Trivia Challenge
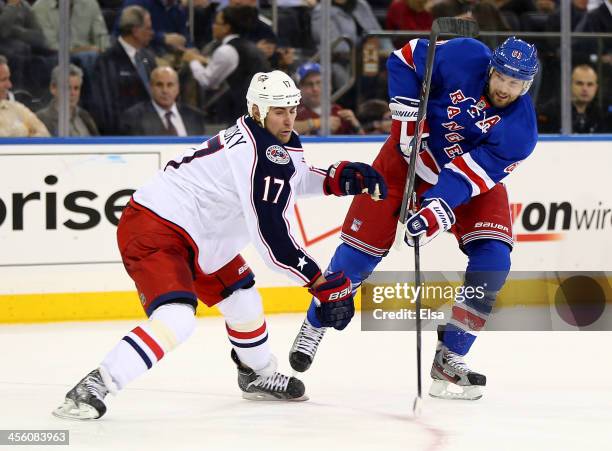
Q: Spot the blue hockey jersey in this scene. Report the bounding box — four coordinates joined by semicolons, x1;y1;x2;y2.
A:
387;38;538;208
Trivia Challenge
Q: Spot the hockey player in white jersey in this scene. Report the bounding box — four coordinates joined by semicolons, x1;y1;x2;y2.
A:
53;70;387;420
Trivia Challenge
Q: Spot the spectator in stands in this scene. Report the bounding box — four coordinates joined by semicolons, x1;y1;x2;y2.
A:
276;0;317;50
0;0;47;60
385;0;433;48
36;64;99;136
192;0;218;49
576;0;612;61
545;0;588;30
430;0;471;21
538;64;611;133
535;0;556;13
0;55;50;137
182;5;270;122
431;0;509;46
229;0;278;46
113;0;189;55
32;0;110;56
385;0;433;33
33;0;111;97
270;44;297;74
0;0;52;96
357;98;391;134
578;0;611;32
491;0;536;30
121;66;205;135
91;5;157;134
294;62;364;135
311;0;384;87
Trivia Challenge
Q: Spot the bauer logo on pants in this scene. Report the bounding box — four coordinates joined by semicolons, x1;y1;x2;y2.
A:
266;146;290;165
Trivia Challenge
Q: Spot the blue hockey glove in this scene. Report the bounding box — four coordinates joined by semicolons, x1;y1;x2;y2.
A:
405;198;455;247
309;271;354;330
324;161;388;201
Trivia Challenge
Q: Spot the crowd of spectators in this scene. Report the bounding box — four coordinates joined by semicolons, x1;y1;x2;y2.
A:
0;0;609;137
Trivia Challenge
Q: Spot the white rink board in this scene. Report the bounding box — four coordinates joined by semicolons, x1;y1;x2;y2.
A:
0;139;611;295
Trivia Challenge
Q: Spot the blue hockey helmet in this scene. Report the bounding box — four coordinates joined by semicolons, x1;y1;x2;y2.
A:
489;37;539;95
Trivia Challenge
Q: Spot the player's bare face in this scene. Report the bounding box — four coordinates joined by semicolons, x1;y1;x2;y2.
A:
487;70;524;108
265;106;297;143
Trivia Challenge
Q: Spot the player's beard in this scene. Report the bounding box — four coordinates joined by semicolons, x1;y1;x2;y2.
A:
487;87;517;108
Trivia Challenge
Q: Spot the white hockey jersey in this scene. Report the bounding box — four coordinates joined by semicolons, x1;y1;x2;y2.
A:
133;115;327;286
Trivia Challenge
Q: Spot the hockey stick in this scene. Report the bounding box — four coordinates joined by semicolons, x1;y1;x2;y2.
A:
388;18;479;415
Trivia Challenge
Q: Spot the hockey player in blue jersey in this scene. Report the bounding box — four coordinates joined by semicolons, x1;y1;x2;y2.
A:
289;36;539;400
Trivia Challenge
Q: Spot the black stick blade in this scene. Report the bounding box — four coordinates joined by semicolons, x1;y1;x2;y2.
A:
432;17;480;37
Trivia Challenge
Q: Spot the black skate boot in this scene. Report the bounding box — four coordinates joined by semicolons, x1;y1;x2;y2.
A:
429;325;486;400
231;350;308;401
289;318;326;372
52;368;114;420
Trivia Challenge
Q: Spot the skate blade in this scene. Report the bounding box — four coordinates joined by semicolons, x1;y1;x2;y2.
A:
52;399;101;420
428;379;483;401
242;392;309;402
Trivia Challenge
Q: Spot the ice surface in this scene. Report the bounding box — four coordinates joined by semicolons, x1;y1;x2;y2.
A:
1;314;610;451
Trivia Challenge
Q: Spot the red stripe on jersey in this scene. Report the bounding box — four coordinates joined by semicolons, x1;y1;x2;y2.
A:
226;321;267;339
451;306;486;331
419;148;439;175
451;156;489;194
400;42;416;70
133;326;165;360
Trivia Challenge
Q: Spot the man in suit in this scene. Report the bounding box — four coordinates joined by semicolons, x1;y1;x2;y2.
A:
90;5;156;135
182;6;270;123
121;66;205;136
36;64;99;136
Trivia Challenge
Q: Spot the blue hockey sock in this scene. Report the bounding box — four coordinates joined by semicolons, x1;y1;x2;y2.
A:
307;243;382;328
443;239;511;355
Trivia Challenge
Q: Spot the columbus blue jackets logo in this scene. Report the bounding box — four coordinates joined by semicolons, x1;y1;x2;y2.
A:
266;145;290;165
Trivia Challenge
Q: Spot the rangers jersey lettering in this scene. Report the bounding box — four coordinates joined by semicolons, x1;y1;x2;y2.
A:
387;38;537;208
133;116;326;286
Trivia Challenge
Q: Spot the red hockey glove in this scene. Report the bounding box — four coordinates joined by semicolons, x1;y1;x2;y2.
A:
308;271;354;330
324;161;387;201
405;198;455;247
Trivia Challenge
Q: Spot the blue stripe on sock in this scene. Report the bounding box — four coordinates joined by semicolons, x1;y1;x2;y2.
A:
228;334;268;348
123;336;152;369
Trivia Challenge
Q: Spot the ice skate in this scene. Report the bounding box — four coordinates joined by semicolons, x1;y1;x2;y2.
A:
429;326;486;401
289;318;326;372
231;350;308;401
52;367;115;420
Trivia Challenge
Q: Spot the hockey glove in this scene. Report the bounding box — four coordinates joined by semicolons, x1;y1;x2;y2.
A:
389;96;429;160
309;271;354;330
324;161;388;201
404;198;455;247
